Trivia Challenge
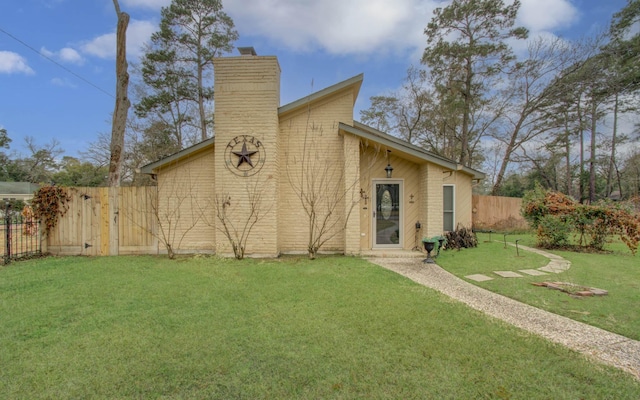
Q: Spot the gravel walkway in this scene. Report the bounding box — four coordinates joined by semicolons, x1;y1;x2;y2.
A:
366;257;640;380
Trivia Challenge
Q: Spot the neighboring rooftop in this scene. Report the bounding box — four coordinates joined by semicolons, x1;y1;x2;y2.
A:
0;182;40;196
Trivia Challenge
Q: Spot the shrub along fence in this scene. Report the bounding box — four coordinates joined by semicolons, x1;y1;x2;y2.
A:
472;195;528;232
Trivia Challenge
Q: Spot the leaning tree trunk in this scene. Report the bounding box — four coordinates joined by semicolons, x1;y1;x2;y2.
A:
109;0;130;187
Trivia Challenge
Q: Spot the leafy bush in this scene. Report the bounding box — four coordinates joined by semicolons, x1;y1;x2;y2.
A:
30;185;70;236
521;185;640;254
536;214;571;248
522;183;575;229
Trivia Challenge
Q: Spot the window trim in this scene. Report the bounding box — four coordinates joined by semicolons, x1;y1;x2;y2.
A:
443;184;455;232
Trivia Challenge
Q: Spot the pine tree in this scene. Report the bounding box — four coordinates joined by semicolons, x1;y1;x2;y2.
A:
135;0;238;144
422;0;528;166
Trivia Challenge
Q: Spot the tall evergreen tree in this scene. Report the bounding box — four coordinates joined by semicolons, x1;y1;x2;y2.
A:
603;0;640;198
135;0;238;143
422;0;528;166
607;0;640;94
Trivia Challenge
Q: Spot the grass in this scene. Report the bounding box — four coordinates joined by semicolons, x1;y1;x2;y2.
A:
0;255;639;398
437;232;640;341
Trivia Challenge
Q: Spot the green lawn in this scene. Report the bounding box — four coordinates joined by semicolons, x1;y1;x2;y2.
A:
1;255;639;399
437;233;640;341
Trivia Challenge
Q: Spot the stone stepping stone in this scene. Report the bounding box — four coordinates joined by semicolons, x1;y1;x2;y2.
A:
494;271;523;278
519;269;548;276
547;260;571;270
539;265;567;273
465;274;494;282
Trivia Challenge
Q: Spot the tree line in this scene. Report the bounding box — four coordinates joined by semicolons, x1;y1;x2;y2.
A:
2;0;638;203
361;0;639;202
1;0;236;187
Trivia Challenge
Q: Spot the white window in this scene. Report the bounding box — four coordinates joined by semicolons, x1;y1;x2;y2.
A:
443;185;455;232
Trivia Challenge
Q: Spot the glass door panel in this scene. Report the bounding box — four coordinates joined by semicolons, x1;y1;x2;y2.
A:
374;182;401;247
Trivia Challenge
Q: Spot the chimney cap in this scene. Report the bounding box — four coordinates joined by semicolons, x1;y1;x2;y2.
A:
238;47;257;56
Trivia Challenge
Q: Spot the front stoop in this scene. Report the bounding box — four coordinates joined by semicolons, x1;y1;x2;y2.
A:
361;250;425;258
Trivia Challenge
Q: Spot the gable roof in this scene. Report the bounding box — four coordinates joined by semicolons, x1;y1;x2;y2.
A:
340;122;485;180
140;73;485;181
139;137;215;174
140;75;364;174
278;74;363;117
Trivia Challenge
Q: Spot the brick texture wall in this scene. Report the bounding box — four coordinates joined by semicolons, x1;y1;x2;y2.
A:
278;92;354;254
419;163;445;238
156;148;216;253
444;171;473;229
213;55;281;257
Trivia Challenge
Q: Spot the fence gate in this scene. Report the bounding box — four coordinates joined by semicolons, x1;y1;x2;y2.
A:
80;189;103;256
45;187;158;256
1;202;41;265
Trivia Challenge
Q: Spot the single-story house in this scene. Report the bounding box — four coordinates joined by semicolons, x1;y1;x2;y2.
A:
141;48;484;258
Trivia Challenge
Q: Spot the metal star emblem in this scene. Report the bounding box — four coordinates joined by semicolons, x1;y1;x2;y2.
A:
232;142;258;168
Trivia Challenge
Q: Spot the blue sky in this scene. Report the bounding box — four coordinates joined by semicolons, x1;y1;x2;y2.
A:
0;0;629;159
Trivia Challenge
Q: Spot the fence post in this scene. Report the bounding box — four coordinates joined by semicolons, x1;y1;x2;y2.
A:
109;187;119;255
40;217;47;254
4;201;11;265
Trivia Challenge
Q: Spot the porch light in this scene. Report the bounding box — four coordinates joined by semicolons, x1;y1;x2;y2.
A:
385;150;393;178
385;163;393;178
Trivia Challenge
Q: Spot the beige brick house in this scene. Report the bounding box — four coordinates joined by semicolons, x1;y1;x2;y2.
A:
141;48;484;257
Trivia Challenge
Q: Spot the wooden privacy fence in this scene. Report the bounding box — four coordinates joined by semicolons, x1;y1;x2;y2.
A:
472;195;529;231
45;190;528;255
46;187;158;256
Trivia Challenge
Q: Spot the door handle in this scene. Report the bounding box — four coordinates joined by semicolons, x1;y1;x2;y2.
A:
373;211;376;218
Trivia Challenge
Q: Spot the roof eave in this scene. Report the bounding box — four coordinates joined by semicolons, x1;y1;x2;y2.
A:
342;122;485;179
140;137;215;174
278;73;364;117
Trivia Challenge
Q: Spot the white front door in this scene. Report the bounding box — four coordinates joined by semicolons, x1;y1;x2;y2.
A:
373;181;403;248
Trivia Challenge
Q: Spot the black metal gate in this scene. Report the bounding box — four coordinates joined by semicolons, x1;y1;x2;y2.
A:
2;202;41;265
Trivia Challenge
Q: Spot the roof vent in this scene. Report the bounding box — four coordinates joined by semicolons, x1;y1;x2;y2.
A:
238;47;257;56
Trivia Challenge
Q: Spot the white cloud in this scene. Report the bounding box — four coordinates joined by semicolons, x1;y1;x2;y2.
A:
0;51;35;75
225;0;580;61
518;0;578;32
226;0;435;57
40;47;54;58
121;0;169;10
40;46;85;65
80;19;157;59
59;47;84;64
